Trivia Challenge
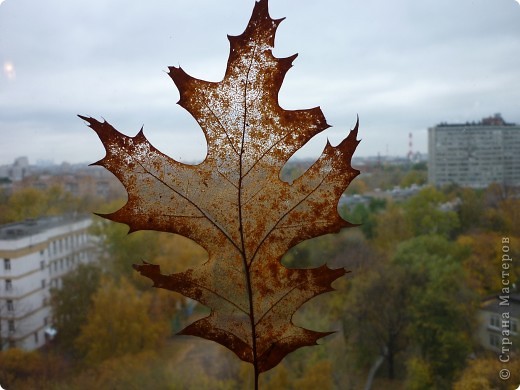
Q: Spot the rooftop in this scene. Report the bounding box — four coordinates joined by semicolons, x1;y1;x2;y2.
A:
0;214;91;240
481;293;520;319
435;113;517;128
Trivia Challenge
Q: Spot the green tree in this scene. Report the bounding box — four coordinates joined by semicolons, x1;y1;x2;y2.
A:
403;187;459;237
345;177;369;194
92;218;160;279
0;185;97;224
342;198;386;239
75;277;169;365
372;202;413;254
92;216;207;284
393;236;477;388
400;170;426;188
344;236;477;388
342;263;409;382
51;263;102;355
405;357;434;390
5;187;47;221
453;187;484;234
44;185;82;215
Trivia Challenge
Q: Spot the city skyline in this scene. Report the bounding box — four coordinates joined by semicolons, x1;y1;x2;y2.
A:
1;0;520;165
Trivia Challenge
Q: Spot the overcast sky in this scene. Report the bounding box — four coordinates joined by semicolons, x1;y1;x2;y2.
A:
1;0;519;166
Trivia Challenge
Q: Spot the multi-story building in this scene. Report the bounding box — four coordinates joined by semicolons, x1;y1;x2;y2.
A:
0;215;96;351
428;114;520;188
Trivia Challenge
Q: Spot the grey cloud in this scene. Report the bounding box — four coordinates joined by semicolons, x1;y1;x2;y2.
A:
1;0;519;165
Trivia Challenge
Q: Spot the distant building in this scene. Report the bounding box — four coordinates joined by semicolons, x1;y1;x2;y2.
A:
17;169;123;200
0;215;96;351
428;114;520;188
1;157;125;200
0;156;30;183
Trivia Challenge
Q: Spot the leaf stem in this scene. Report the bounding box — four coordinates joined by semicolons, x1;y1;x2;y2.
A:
238;44;260;390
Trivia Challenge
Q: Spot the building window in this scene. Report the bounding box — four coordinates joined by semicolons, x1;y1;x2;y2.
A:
490;333;500;348
6;300;14;312
34;331;39;344
490;315;500;328
40;260;45;270
8;320;15;333
5;279;12;291
41;279;46;289
3;258;11;270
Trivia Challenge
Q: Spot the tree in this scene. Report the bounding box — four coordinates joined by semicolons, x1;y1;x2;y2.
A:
75;277;169;364
453;356;520;390
90;218;160;279
399;169;426;188
0;349;66;390
403;186;459;237
92;216;207;284
345;177;369;194
262;363;291;389
293;359;334;390
50;263;102;355
453;187;484;234
4;187;47;222
343;235;477;388
0;188;10;224
494;198;520;237
372;202;413;254
457;232;519;296
329;229;379;272
342;263;410;383
393;235;477;388
342;198;385;239
0;185;95;224
405;357;434;390
63;350;175;390
43;185;82;216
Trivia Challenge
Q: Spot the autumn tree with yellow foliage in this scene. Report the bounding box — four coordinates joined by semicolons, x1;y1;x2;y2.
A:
75;277;169;364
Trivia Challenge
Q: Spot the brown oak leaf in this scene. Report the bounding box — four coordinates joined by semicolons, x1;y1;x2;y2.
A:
80;0;359;383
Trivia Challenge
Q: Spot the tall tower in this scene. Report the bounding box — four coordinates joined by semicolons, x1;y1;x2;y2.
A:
407;132;413;161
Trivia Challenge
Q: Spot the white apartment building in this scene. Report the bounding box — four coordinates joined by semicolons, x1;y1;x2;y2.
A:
478;294;519;353
428;114;520;188
0;215;96;351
